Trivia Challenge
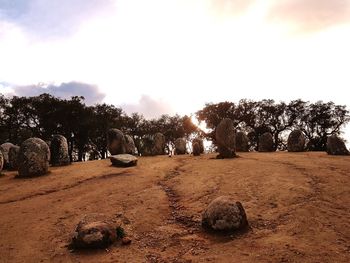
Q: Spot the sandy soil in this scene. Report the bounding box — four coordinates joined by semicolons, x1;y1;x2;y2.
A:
0;152;349;263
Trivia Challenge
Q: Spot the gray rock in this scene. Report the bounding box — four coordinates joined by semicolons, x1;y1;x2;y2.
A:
235;132;249;152
110;154;138;167
0;151;3;173
70;213;117;249
0;142;14;168
258;132;274;152
8;145;20;170
50;135;70;166
17;138;50;178
192;138;204;154
124;135;136;155
216;118;236;158
175;138;186;155
202;196;248;231
287;130;306;152
107;129;126;155
192;142;201;156
152;132;166;155
326;135;349;155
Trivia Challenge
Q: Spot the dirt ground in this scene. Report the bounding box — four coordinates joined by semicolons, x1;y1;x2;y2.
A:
0;152;349;263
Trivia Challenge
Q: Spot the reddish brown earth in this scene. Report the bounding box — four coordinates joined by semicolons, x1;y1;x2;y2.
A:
0;152;349;263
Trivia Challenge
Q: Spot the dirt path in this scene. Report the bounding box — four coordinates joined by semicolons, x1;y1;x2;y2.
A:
0;152;349;262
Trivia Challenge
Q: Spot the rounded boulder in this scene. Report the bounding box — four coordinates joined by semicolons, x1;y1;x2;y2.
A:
287;130;306;152
8;145;20;170
202;196;248;231
326;135;349;155
107;129;126;155
258;132;274;152
175;138;187;155
17;138;50;178
50;135;70;166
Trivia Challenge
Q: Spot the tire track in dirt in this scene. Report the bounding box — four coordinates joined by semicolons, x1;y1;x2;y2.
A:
0;171;130;205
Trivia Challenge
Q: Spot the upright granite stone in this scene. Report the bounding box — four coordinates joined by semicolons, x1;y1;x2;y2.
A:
235;132;249;152
287;130;306;152
326;135;349;155
258;132;274;152
192;138;204;154
216;118;236;158
152;132;166;155
0;142;14;168
107;129;126;155
18;138;50;178
50;135;70;166
0;151;3;173
8;145;20;170
192;142;201;156
202;196;248;232
124;135;136;155
175;138;187;155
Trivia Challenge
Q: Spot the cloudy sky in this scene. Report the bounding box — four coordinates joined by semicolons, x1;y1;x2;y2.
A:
0;0;350;140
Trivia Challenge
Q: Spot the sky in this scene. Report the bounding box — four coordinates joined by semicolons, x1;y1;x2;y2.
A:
0;0;350;142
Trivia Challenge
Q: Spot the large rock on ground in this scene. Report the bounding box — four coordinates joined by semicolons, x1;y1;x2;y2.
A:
124;135;136;155
175;138;187;155
192;138;204;154
216;118;236;158
202;196;248;231
0;142;14;168
8;145;20;170
70;213;117;249
0;151;3;173
192;142;201;156
50;135;70;166
152;133;166;155
110;154;138;167
17;138;50;178
107;129;126;155
258;132;274;152
287;130;306;152
235;132;249;152
326;135;349;155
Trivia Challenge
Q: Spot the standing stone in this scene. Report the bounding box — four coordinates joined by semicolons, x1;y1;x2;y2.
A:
0;142;14;168
175;138;187;155
0;151;3;173
152;133;166;155
235;132;249;152
192;142;201;156
202;196;248;232
192;138;204;154
8;145;20;170
216;118;236;158
287;130;306;152
50;135;70;166
258;132;274;152
124;135;136;155
18;138;50;178
326;135;349;155
107;129;126;155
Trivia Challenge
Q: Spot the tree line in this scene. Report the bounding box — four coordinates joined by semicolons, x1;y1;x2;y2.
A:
196;99;349;151
0;94;349;160
0;93;199;161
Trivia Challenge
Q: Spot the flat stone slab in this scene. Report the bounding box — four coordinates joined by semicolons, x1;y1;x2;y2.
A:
110;154;138;167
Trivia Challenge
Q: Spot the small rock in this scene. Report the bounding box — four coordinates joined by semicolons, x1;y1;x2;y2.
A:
110;154;138;167
121;237;132;245
70;213;117;249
